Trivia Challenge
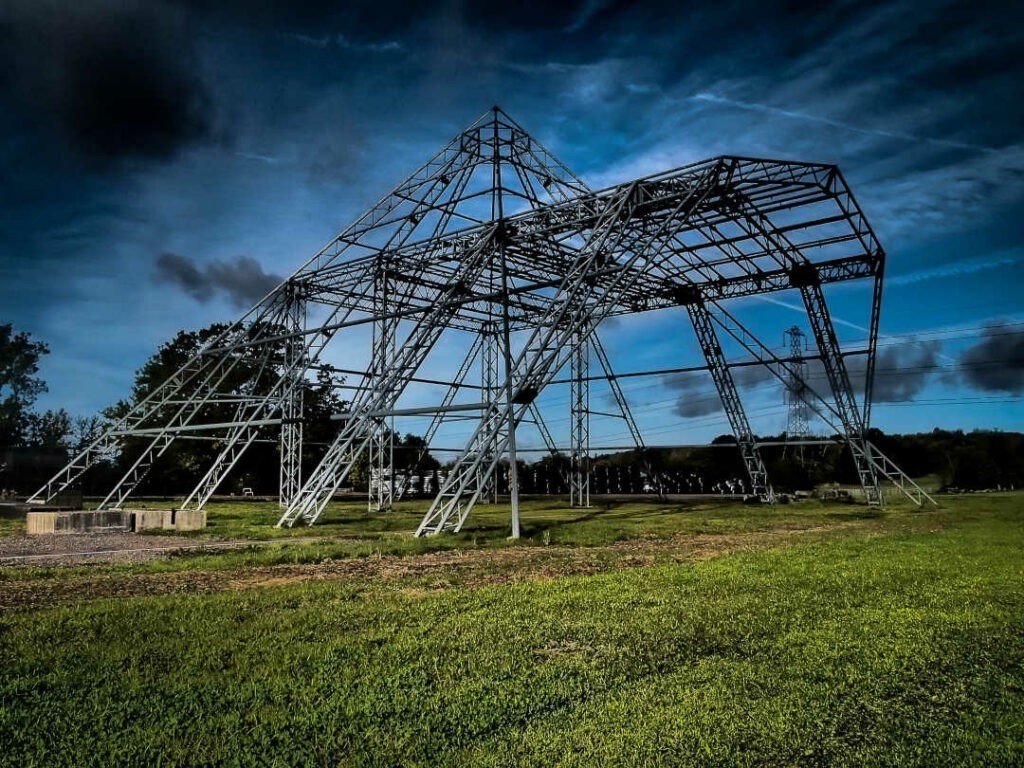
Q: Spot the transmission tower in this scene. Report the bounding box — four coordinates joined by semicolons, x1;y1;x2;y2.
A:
27;107;936;535
783;326;811;440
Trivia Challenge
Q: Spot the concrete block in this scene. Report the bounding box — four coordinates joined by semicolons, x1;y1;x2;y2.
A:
127;508;170;532
26;511;59;534
26;509;129;534
173;508;206;531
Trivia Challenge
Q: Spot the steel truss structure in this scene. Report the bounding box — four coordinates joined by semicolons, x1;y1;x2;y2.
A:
28;107;936;535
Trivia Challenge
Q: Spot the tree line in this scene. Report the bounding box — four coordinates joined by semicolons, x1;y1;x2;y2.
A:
1;322;1020;497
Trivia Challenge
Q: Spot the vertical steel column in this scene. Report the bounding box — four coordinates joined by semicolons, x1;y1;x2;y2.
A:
279;284;306;508
686;297;773;502
479;324;500;503
793;269;882;505
569;329;591;508
492;109;521;538
368;266;397;513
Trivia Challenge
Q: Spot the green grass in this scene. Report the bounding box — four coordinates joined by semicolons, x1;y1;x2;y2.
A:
0;516;23;538
1;495;1022;766
124;494;864;542
12;494;897;543
1;495;896;582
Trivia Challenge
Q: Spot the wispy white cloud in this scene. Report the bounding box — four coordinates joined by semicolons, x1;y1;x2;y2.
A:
754;295;870;335
287;33;402;53
234;151;279;165
564;0;613;33
689;92;997;154
887;249;1023;287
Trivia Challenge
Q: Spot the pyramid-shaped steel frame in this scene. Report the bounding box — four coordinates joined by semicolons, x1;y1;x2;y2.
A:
28;107;935;535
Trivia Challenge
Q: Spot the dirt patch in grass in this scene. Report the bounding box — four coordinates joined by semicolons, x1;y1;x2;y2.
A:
0;532;214;562
0;521;877;610
0;532;335;566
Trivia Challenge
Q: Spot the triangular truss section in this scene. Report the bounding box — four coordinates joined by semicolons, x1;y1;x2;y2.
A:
30;108;935;533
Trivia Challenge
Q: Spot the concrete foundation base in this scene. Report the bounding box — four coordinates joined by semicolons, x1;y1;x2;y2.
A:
169;508;206;531
26;508;207;535
27;509;129;534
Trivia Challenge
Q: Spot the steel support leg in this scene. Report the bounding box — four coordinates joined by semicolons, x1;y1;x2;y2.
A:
569;330;590;508
797;278;882;505
687;301;773;502
279;287;305;508
479;325;500;504
368;269;397;513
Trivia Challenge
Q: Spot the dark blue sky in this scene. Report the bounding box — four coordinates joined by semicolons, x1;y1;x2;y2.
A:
1;0;1022;447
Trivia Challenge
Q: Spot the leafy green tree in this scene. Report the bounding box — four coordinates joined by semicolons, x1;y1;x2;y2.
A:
0;324;49;447
27;408;72;448
105;323;348;496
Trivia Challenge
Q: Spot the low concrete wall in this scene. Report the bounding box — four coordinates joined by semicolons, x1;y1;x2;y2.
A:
172;508;206;531
26;510;129;534
25;511;58;534
27;507;207;535
126;508;170;532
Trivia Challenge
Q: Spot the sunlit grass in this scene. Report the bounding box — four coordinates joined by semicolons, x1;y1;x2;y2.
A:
0;494;1021;766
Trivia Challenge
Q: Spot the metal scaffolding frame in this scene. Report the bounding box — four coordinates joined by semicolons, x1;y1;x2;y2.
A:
686;298;773;501
569;328;590;508
28;107;934;535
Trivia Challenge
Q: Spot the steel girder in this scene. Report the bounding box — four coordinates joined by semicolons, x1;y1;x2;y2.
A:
784;326;811;457
278;288;306;509
569;328;591;508
277;228;505;528
721;189;882;504
416;163;730;535
686;300;773;502
479;325;501;504
368;267;398;513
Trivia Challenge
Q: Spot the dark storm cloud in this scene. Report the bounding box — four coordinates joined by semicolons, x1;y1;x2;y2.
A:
3;0;1023;429
958;325;1024;394
666;337;944;422
155;253;282;309
0;0;212;165
866;341;943;402
666;364;777;419
666;372;721;419
792;341;942;406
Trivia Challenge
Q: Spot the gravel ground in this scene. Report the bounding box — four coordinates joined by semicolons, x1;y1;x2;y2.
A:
0;533;253;566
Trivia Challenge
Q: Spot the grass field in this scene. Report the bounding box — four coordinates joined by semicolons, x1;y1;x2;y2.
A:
1;494;1022;766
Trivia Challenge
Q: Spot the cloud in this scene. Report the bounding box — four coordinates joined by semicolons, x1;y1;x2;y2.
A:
665;364;776;419
154;253;282;309
869;341;942;402
887;250;1024;288
286;33;403;53
667;373;722;419
785;340;942;407
564;0;613;34
1;0;214;165
958;324;1024;394
861;144;1024;238
664;338;943;424
576;0;1024;240
689;92;997;154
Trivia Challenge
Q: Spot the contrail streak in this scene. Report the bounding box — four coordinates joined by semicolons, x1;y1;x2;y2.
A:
692;92;996;154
